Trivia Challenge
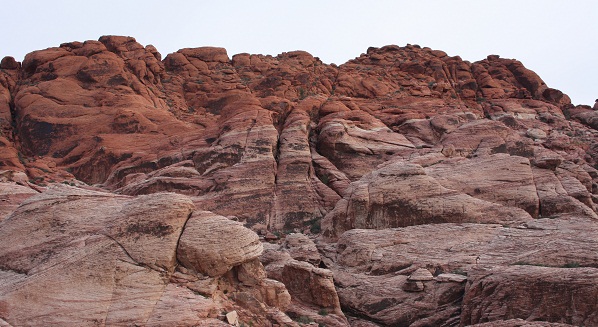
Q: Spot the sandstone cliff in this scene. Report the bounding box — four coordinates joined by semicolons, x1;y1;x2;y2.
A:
1;36;597;326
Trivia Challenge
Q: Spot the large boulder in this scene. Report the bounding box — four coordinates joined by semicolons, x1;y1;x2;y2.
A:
177;210;263;277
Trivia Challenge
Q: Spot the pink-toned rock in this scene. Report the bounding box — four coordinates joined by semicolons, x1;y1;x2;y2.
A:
0;185;301;326
4;36;598;326
532;167;597;218
263;247;342;313
425;154;539;217
435;273;467;283
323;214;598;326
0;186;194;326
177;211;263;276
322;161;532;240
269;101;340;231
145;283;220;326
283;233;321;265
462;266;598;326
407;268;434;281
440;119;520;157
261;243;348;326
469;319;575;327
281;261;340;311
317;109;414;180
334;216;598;275
333;268;463;326
0;182;37;221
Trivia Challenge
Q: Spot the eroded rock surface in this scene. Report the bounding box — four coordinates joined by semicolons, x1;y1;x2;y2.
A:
1;37;598;326
177;211;263;276
0;186;194;325
0;186;298;326
321;161;532;240
462;266;598;326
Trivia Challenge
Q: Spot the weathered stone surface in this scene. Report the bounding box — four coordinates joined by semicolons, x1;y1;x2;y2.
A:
264;247;342;312
402;280;425;292
425;154;540;217
408;268;434;281
462;266;598;326
333;217;598;274
145;283;220;327
251;277;292;311
283;233;321;265
177;211;263;276
317;108;414;180
319;213;598;325
0;185;301;326
333;269;463;326
435;273;467;283
4;35;597;234
0;182;37;221
2;36;598;326
0;185;194;326
269;101;340;231
468;319;575;327
322;161;532;240
226;310;239;326
532;167;597;218
281;261;340;311
261;242;348;325
527;128;547;139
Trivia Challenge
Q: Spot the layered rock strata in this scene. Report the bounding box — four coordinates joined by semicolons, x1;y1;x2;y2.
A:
1;36;598;326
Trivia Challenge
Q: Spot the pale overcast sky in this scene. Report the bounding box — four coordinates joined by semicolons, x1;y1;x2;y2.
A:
1;0;596;105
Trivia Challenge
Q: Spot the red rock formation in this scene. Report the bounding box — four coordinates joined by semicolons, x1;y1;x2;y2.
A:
1;36;598;326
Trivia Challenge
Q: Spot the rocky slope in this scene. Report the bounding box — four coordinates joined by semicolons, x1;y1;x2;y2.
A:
1;36;597;326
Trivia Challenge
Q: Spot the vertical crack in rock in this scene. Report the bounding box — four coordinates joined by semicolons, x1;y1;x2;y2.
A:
173;210;195;267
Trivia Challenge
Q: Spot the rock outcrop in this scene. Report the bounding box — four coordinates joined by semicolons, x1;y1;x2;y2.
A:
0;186;297;326
321;161;532;240
0;186;195;325
462;266;598;326
1;36;598;326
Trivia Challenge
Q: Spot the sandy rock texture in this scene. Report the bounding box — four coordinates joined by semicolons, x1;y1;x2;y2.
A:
319;214;598;326
1;37;598;326
462;266;598;326
0;186;300;326
0;185;194;325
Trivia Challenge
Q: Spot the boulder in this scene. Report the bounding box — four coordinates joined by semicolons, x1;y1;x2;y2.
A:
407;268;434;281
283;233;321;265
177;211;263;276
425;154;539;217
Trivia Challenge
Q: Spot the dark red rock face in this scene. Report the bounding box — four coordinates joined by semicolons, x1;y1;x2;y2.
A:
1;36;598;326
4;37;597;229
